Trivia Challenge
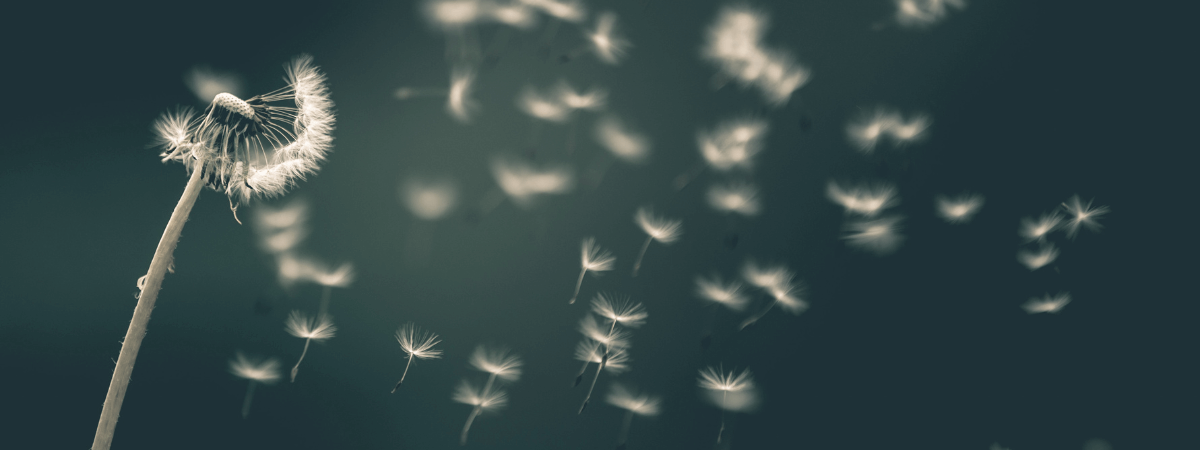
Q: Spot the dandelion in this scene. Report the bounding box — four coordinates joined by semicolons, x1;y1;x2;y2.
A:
1017;243;1059;271
1061;195;1109;238
402;176;459;221
94;55;333;450
826;180;898;217
935;193;984;224
739;262;808;329
698;366;759;443
578;295;645;413
593;115;651;164
701;5;810;106
632;207;683;277
1020;211;1063;243
846;107;901;153
574;314;631;386
695;274;749;312
228;352;281;419
573;339;631;386
285;311;337;382
569;237;616;304
586;12;629;64
889;113;932;144
309;261;355;316
1022;292;1071;314
486;1;538;29
391;323;443;392
893;0;966;29
447;66;480;122
469;345;524;383
606;383;661;449
844;215;905;255
517;84;572;123
707;181;761;216
556;81;607;111
488;156;575;210
699;117;769;172
453;379;509;445
184;65;243;104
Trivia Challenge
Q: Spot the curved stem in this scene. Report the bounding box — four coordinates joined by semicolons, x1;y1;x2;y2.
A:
241;381;257;419
92;163;206;450
291;338;312;383
392;353;415;393
631;236;653;277
460;406;481;445
569;268;587;304
739;298;779;331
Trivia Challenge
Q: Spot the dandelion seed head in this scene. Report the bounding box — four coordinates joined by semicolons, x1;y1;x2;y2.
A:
1020;212;1063;242
588;12;629;64
1022;292;1071;314
1017;243;1059;271
1061;195;1109;238
453;380;509;410
844;215;905;255
694;275;749;311
284;310;337;340
468;345;523;381
580;237;616;272
402;177;459;220
590;293;648;327
634;206;683;244
594;115;650;164
574;341;631;373
396;322;443;359
706;181;761;216
229;352;282;384
826;180;898;216
447;66;479;123
606;384;661;416
935;193;984;224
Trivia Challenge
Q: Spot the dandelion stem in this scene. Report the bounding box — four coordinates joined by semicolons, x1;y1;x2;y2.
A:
569;268;588;304
717;392;727;443
241;380;257;419
392;353;415;393
631;236;653;277
92;162;206;450
291;337;312;383
616;410;634;446
739;298;778;330
460;405;482;445
579;351;608;414
574;360;590;387
318;285;332;316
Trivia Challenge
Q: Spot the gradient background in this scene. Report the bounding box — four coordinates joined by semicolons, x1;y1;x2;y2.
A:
0;0;1190;449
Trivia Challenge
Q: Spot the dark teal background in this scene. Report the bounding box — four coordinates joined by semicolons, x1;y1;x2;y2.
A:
0;1;1190;449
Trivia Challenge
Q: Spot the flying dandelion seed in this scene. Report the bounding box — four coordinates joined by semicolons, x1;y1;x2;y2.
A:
1022;292;1071;314
700;117;769;172
706;181;762;216
893;0;966;29
517;84;572;123
307;261;355;316
569;237;616;304
1020;211;1063;243
701;5;810;106
739;262;807;329
285;311;337;383
1061;195;1109;238
486;1;538;29
573;339;631;385
402;177;459;221
578;295;645;412
453;379;509;445
846;106;931;152
422;0;486;62
94;55;334;450
606;383;661;449
521;0;586;23
578;314;633;350
488;156;575;210
594;115;651;164
555;80;608;111
935;193;984;224
253;198;310;255
695;274;750;312
228;352;281;419
843;215;905;255
826;180;899;217
698;365;759;443
632;206;683;277
447;65;480;122
392;322;443;392
1017;243;1059;271
592;293;649;328
585;11;630;64
469;345;524;383
184;65;243;104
